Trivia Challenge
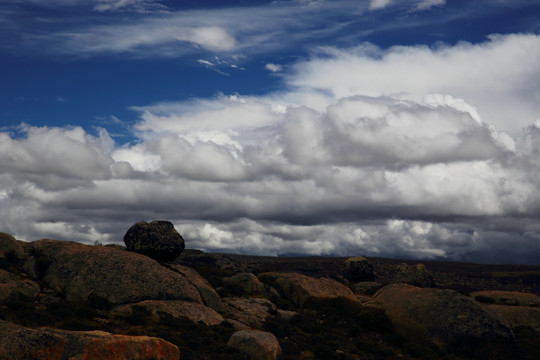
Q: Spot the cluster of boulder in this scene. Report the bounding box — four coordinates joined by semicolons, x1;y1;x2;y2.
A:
1;221;539;359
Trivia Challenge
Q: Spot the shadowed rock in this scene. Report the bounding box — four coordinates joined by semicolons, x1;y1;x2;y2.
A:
0;320;65;360
223;272;267;297
228;330;282;360
0;269;40;304
169;264;224;312
114;300;224;326
0;232;25;266
124;220;185;261
222;297;277;327
32;239;201;306
342;257;374;282
258;272;356;308
365;283;518;359
391;263;435;287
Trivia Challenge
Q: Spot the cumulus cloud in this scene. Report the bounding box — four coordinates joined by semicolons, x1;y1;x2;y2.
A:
2;34;540;263
288;34;540;135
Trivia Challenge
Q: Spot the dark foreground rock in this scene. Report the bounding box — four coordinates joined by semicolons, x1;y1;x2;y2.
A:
228;330;282;360
32;239;202;306
365;283;519;359
124;220;185;261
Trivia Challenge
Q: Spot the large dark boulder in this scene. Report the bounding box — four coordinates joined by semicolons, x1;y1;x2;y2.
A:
391;263;435;288
342;257;375;282
227;330;282;360
123;220;185;261
365;284;519;359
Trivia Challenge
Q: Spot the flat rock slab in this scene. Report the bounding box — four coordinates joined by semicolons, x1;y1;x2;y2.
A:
114;299;224;326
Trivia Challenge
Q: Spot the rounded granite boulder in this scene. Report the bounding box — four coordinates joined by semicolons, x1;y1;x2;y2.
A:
123;220;185;261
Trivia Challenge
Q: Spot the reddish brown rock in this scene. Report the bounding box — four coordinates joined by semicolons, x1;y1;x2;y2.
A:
223;272;266;296
258;272;356;307
43;328;180;360
0;320;65;360
114;299;224;326
32;239;202;306
365;284;518;359
227;330;282;360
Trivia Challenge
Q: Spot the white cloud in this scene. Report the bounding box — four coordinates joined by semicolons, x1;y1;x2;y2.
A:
288;34;540;135
188;26;236;52
265;63;283;72
94;0;167;13
369;0;393;10
415;0;445;11
2;34;540;263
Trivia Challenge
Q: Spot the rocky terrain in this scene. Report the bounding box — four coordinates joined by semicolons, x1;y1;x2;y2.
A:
1;221;539;359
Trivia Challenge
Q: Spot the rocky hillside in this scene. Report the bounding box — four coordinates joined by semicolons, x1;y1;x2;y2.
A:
1;222;539;359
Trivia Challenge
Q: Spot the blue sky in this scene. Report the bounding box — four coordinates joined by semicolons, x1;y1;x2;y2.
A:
1;0;540;264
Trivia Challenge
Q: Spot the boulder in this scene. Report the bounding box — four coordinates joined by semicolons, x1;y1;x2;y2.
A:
123;220;185;261
0;233;25;266
227;330;282;360
350;281;383;295
483;304;540;332
222;297;277;328
223;272;266;297
472;291;540;332
42;328;180;360
114;300;224;326
258;272;356;308
169;264;224;312
0;269;40;304
0;320;65;360
472;290;540;307
391;263;435;287
365;284;518;359
342;257;374;282
32;239;201;306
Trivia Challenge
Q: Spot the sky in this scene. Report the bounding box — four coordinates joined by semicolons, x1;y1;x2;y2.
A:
1;0;540;264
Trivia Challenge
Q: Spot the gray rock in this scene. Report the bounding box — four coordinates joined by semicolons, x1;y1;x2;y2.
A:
222;297;277;327
223;272;266;297
123;220;185;261
0;320;65;360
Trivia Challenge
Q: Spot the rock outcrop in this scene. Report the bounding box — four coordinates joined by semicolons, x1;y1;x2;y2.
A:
113;299;224;326
0;320;66;360
258;272;356;307
227;330;282;360
0;232;25;266
365;283;518;359
169;264;224;312
123;220;185;261
222;297;277;328
31;239;202;306
342;256;374;282
391;263;435;287
223;272;267;297
0;269;40;304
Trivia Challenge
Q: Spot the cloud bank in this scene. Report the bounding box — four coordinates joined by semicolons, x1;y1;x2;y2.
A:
2;34;540;264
